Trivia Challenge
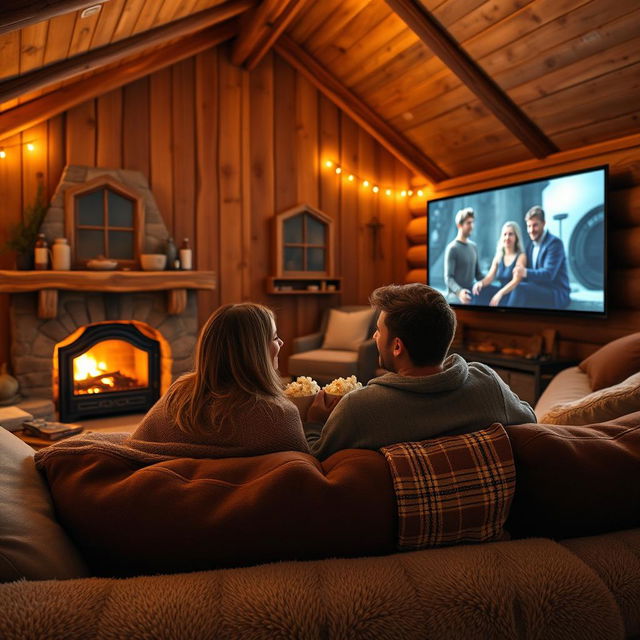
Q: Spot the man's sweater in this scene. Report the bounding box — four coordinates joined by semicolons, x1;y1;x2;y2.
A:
306;354;536;460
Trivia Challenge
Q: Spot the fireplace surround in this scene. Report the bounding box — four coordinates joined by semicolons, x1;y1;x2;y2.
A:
4;165;214;422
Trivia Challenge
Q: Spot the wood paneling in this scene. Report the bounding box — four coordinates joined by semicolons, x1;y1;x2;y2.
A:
0;44;418;375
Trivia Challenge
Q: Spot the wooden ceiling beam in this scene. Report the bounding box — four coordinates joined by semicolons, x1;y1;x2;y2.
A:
232;0;308;71
0;0;109;35
0;0;254;104
0;24;236;141
385;0;558;159
275;34;448;183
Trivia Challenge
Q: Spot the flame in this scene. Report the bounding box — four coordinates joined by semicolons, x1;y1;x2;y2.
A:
74;354;107;381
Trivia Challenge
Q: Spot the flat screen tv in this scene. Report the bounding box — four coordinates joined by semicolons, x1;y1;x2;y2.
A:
427;165;607;316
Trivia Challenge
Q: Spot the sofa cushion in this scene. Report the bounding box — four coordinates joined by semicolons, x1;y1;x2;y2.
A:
36;438;396;577
0;429;89;582
534;366;592;420
579;332;640;391
505;414;640;539
289;348;359;378
322;308;374;351
540;371;640;425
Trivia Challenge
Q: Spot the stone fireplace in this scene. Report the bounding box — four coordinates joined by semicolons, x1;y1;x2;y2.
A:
5;165;214;422
10;289;199;421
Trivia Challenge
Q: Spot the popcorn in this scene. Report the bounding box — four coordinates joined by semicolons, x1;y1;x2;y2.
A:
284;376;321;398
323;375;363;396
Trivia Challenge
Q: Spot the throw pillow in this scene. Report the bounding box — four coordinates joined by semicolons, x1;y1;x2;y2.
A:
380;423;515;550
505;415;640;539
322;308;374;351
540;371;640;425
579;332;640;391
0;429;89;582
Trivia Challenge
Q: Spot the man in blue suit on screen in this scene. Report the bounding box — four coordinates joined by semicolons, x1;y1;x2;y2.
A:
508;205;571;310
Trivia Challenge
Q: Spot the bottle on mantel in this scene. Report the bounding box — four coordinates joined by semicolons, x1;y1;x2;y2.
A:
34;233;49;270
165;237;177;271
179;238;192;270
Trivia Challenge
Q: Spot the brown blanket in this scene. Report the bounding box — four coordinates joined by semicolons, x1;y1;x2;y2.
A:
35;433;397;576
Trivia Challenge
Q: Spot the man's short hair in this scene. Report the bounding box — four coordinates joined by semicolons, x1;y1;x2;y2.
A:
455;207;475;226
369;283;457;366
525;205;545;222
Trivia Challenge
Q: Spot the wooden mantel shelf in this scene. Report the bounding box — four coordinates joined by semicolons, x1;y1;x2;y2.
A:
0;270;216;318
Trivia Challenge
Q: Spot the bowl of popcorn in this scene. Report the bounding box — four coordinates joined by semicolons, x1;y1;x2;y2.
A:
284;376;321;421
323;375;363;398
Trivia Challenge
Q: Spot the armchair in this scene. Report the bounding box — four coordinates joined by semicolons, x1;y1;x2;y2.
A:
288;306;380;385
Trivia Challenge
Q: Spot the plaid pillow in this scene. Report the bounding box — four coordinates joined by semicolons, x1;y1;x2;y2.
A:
380;423;515;550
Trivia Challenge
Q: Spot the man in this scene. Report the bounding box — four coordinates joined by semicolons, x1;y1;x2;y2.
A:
305;283;536;460
444;207;483;305
508;206;571;309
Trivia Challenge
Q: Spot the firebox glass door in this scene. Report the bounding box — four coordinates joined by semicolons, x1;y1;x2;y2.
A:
73;339;149;395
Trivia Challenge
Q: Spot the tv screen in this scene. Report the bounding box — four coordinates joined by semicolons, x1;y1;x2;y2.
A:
427;165;607;316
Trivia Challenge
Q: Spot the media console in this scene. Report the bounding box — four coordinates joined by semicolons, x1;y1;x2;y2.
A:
452;349;578;406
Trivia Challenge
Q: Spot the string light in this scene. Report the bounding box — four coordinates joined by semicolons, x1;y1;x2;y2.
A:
323;160;424;198
0;139;37;159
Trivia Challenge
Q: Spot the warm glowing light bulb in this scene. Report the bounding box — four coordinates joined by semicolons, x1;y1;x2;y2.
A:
325;160;333;168
363;180;369;187
385;189;392;196
418;190;424;197
26;143;35;152
407;190;413;196
372;185;379;193
335;166;342;174
0;149;5;159
347;174;354;182
401;190;407;197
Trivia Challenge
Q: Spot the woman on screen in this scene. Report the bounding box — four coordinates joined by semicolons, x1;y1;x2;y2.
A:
472;221;527;306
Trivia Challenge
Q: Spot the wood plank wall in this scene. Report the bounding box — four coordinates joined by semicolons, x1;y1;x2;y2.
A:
406;136;640;360
0;43;412;374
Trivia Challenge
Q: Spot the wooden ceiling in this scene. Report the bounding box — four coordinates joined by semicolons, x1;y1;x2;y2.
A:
1;0;638;183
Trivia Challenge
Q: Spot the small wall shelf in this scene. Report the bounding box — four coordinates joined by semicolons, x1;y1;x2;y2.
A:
266;276;342;295
0;270;216;318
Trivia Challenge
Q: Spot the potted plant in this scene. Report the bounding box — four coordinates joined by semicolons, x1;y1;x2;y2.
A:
1;173;48;269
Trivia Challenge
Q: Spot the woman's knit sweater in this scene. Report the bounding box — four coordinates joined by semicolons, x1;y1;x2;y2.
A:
131;390;309;457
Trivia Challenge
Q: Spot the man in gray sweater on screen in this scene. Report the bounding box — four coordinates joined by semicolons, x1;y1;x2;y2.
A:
444;207;483;304
305;283;535;460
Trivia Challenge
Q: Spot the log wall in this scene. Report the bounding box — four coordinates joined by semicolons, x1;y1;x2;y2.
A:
0;43;412;374
406;134;640;359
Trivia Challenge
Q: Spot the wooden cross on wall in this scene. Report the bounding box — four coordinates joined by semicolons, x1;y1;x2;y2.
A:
366;216;384;261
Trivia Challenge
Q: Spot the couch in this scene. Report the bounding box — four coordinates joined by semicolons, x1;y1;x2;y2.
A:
1;334;640;639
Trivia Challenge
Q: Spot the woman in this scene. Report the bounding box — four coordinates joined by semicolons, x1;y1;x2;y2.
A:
472;221;527;307
131;303;309;456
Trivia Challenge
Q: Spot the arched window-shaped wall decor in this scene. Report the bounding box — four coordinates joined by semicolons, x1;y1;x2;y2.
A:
268;204;341;295
64;175;144;268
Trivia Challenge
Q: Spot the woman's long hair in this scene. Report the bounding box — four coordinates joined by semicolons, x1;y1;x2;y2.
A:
165;303;283;436
495;221;524;258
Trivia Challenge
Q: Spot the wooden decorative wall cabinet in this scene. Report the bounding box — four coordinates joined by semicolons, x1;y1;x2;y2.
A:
268;203;341;295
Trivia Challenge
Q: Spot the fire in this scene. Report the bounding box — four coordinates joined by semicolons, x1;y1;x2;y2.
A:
73;354;116;394
71;342;147;396
74;354;108;380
